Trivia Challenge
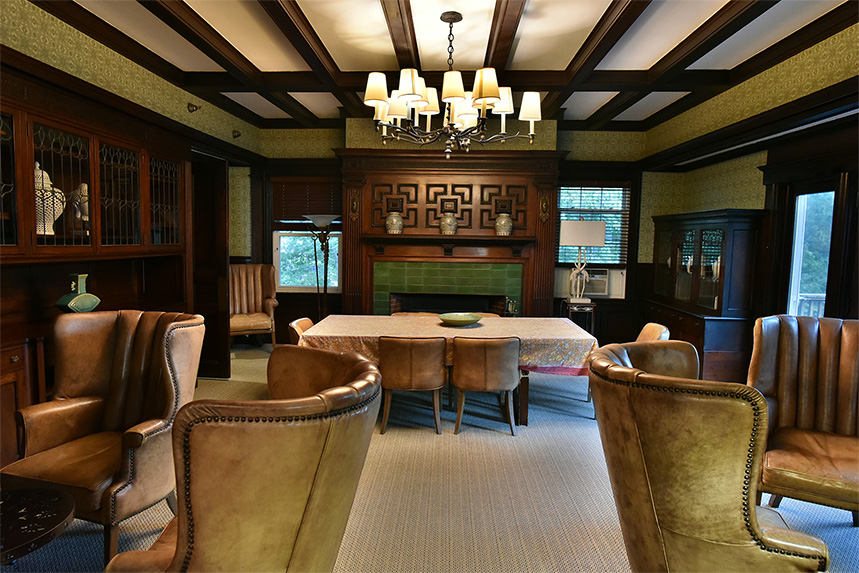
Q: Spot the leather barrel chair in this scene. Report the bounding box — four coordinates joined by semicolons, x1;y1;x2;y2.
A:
229;263;278;346
588;340;829;572
288;316;314;345
747;315;858;525
106;345;381;572
1;310;205;565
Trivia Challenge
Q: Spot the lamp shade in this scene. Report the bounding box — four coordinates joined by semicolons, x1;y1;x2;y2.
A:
441;70;465;102
363;72;388;107
559;220;606;247
398;68;421;101
304;215;340;230
387;90;408;119
456;91;478;119
373;102;388;122
472;68;500;105
492;87;514;115
519;91;542;121
420;87;440;116
410;77;429;109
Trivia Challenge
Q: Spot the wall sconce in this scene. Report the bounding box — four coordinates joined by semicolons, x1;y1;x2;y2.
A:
232;130;241;138
187;103;201;113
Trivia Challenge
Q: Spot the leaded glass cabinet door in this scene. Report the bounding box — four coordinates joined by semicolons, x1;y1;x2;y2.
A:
32;122;92;247
100;142;140;246
149;157;182;245
674;229;696;303
0;112;18;247
697;229;724;310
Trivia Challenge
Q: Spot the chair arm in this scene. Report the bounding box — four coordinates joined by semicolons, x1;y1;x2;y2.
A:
756;506;829;570
16;396;104;457
108;421;175;523
263;296;279;316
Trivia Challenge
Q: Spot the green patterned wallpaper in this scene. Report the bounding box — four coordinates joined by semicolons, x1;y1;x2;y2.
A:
260;129;345;159
557;131;646;161
229;167;252;257
638;151;767;263
647;24;858;156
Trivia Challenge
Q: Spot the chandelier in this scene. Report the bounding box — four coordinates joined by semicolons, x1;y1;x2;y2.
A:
363;11;541;158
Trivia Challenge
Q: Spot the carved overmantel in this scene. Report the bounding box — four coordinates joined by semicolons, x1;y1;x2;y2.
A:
336;149;565;316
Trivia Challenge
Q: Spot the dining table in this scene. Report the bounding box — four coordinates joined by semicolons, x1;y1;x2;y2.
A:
298;314;598;425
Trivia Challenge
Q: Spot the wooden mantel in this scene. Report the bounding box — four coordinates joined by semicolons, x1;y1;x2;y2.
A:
336;149;566;316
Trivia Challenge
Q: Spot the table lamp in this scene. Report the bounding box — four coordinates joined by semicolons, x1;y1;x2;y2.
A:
304;215;339;318
559;219;606;303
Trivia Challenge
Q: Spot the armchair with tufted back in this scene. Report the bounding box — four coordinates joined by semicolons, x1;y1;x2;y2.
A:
105;345;381;572
588;340;829;572
747;315;858;525
1;310;205;565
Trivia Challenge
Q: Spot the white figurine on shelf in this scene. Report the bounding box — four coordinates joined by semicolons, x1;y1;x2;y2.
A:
569;266;590;303
34;161;66;236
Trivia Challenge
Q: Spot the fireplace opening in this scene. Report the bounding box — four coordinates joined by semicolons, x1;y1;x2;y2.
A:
390;292;509;315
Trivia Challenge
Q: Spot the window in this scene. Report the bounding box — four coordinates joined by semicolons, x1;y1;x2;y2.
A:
273;231;341;292
558;185;630;265
787;191;834;317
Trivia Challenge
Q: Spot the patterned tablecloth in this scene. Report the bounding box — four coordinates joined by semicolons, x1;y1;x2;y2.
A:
298;315;597;376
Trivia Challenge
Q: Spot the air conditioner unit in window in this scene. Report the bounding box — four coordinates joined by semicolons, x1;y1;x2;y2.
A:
583;268;609;296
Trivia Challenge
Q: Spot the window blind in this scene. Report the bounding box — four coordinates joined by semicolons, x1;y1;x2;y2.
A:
557;185;630;265
272;177;341;230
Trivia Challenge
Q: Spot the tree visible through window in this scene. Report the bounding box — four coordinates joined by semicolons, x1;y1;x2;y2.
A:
558;186;630;265
273;231;340;292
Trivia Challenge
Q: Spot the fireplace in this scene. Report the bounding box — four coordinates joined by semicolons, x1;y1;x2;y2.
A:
390;292;509;315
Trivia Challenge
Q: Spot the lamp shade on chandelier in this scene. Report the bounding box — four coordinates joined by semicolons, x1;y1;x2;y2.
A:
363;11;541;158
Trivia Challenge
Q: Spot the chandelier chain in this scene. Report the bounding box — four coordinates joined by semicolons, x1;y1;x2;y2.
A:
447;21;455;71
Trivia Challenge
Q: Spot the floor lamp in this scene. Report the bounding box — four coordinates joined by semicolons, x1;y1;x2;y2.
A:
559;219;606;303
304;215;339;318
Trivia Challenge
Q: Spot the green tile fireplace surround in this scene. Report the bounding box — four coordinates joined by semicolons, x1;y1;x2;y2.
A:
373;262;522;315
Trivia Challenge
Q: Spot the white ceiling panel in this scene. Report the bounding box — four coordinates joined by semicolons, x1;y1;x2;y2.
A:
186;0;310;72
596;0;729;70
411;0;496;71
613;92;690;121
509;0;613;71
562;91;619;120
75;0;223;72
222;92;292;119
689;0;847;69
296;0;398;72
288;92;343;119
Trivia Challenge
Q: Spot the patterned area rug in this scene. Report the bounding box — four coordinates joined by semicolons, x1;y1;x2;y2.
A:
4;344;857;572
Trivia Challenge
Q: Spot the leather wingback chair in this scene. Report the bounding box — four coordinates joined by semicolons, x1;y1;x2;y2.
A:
378;337;447;434
229;264;278;346
636;322;670;342
1;310;205;565
451;337;520;436
106;345;381;573
588;341;829;572
747;315;859;525
288;316;314;345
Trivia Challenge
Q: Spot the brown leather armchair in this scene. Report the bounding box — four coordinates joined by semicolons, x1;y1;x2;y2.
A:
229;263;278;346
106;345;381;573
1;310;205;565
288;316;314;345
747;315;859;526
588;340;829;572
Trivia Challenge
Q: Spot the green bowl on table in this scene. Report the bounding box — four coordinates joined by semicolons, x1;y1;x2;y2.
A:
438;312;483;327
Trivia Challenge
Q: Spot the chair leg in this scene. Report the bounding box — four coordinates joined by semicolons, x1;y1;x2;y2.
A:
432;388;442;435
755;490;762;505
380;388;393;434
852;510;858;527
455;390;467;434
768;494;783;508
166;490;178;515
504;390;516;436
586;381;592;403
271;329;276;348
104;523;118;566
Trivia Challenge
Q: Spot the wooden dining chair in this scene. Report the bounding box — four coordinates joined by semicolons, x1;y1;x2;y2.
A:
378;337;448;434
451;337;521;436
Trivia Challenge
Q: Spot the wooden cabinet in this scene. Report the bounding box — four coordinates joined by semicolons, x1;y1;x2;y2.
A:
646;209;762;382
1;342;40;467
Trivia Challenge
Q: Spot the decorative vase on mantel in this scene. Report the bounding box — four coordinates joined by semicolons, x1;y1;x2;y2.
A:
494;213;513;236
440;212;457;235
385;211;403;234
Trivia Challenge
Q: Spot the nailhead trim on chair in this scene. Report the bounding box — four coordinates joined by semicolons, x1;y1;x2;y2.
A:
177;386;380;571
590;369;826;570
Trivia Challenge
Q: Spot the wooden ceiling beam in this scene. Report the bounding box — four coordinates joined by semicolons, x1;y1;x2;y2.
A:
138;0;318;126
485;0;526;71
542;0;651;119
380;0;420;70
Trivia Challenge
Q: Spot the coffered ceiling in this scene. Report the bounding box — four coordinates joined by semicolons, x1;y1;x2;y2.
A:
33;0;857;131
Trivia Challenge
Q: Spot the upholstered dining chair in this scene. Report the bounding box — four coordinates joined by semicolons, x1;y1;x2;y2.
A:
391;312;438;316
747;315;858;526
378;337;447;434
229;263;278;346
588;340;829;572
451;337;521;436
1;310;205;565
106;345;381;573
288;316;314;345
